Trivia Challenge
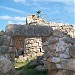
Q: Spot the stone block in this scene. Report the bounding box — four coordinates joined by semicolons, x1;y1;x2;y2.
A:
60;53;70;58
56;64;61;69
42;45;50;52
0;35;4;46
61;59;75;71
6;24;53;37
32;43;38;47
69;45;75;58
0;46;9;54
56;70;62;75
0;56;14;74
51;57;60;63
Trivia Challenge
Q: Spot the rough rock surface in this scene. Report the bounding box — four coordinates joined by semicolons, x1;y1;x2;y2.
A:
0;56;15;75
69;45;75;58
61;59;75;71
35;65;47;72
5;24;53;37
0;31;15;75
43;29;75;75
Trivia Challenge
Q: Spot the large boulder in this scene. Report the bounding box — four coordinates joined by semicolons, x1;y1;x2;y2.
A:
0;35;14;46
5;24;53;37
61;59;75;71
69;45;75;58
0;56;15;75
63;38;75;44
0;46;9;54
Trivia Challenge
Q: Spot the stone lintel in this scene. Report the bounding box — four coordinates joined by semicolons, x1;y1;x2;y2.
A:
5;24;53;37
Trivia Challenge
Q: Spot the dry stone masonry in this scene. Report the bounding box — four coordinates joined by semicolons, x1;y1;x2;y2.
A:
43;29;75;75
0;23;75;75
24;37;44;61
0;24;53;75
5;24;53;61
0;32;16;75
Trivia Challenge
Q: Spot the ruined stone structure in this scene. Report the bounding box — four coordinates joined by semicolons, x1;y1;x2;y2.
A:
0;23;75;75
0;24;53;75
0;32;16;75
5;24;53;60
27;15;75;38
43;29;75;75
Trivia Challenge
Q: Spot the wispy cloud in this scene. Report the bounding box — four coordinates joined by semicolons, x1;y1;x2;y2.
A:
0;15;26;25
0;6;25;14
7;20;25;25
0;15;26;21
0;15;11;20
14;0;29;5
31;0;74;3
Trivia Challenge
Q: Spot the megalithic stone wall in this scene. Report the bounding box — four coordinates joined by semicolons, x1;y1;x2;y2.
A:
5;24;53;61
43;29;75;75
0;34;16;75
5;24;53;37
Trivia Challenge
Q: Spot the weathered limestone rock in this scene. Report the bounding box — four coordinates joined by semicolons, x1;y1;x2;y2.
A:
60;53;70;58
3;35;11;46
61;59;75;71
0;56;15;75
0;31;15;75
62;70;73;75
35;65;47;72
51;57;60;63
56;70;62;75
0;35;14;46
48;37;59;44
0;35;4;46
6;24;53;37
56;39;69;52
43;29;75;75
56;64;61;69
0;46;9;54
56;70;73;75
69;45;75;58
53;29;65;38
63;38;75;44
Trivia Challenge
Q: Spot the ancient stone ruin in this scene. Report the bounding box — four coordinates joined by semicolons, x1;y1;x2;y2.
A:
0;31;16;75
0;24;53;75
0;24;75;75
43;29;75;75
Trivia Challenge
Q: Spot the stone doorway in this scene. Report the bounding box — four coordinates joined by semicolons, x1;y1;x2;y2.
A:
13;36;43;60
4;24;53;75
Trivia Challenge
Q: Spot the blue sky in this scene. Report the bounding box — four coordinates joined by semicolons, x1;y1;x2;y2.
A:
0;0;75;31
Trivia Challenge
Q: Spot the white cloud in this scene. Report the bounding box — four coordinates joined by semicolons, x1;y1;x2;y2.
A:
13;16;26;21
31;0;74;3
0;15;26;21
7;21;25;25
0;15;26;25
13;0;75;6
7;21;13;24
14;0;29;5
14;0;25;2
30;0;74;6
0;6;25;14
0;15;11;20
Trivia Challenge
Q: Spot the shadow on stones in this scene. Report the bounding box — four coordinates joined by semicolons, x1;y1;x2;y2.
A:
15;56;48;75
